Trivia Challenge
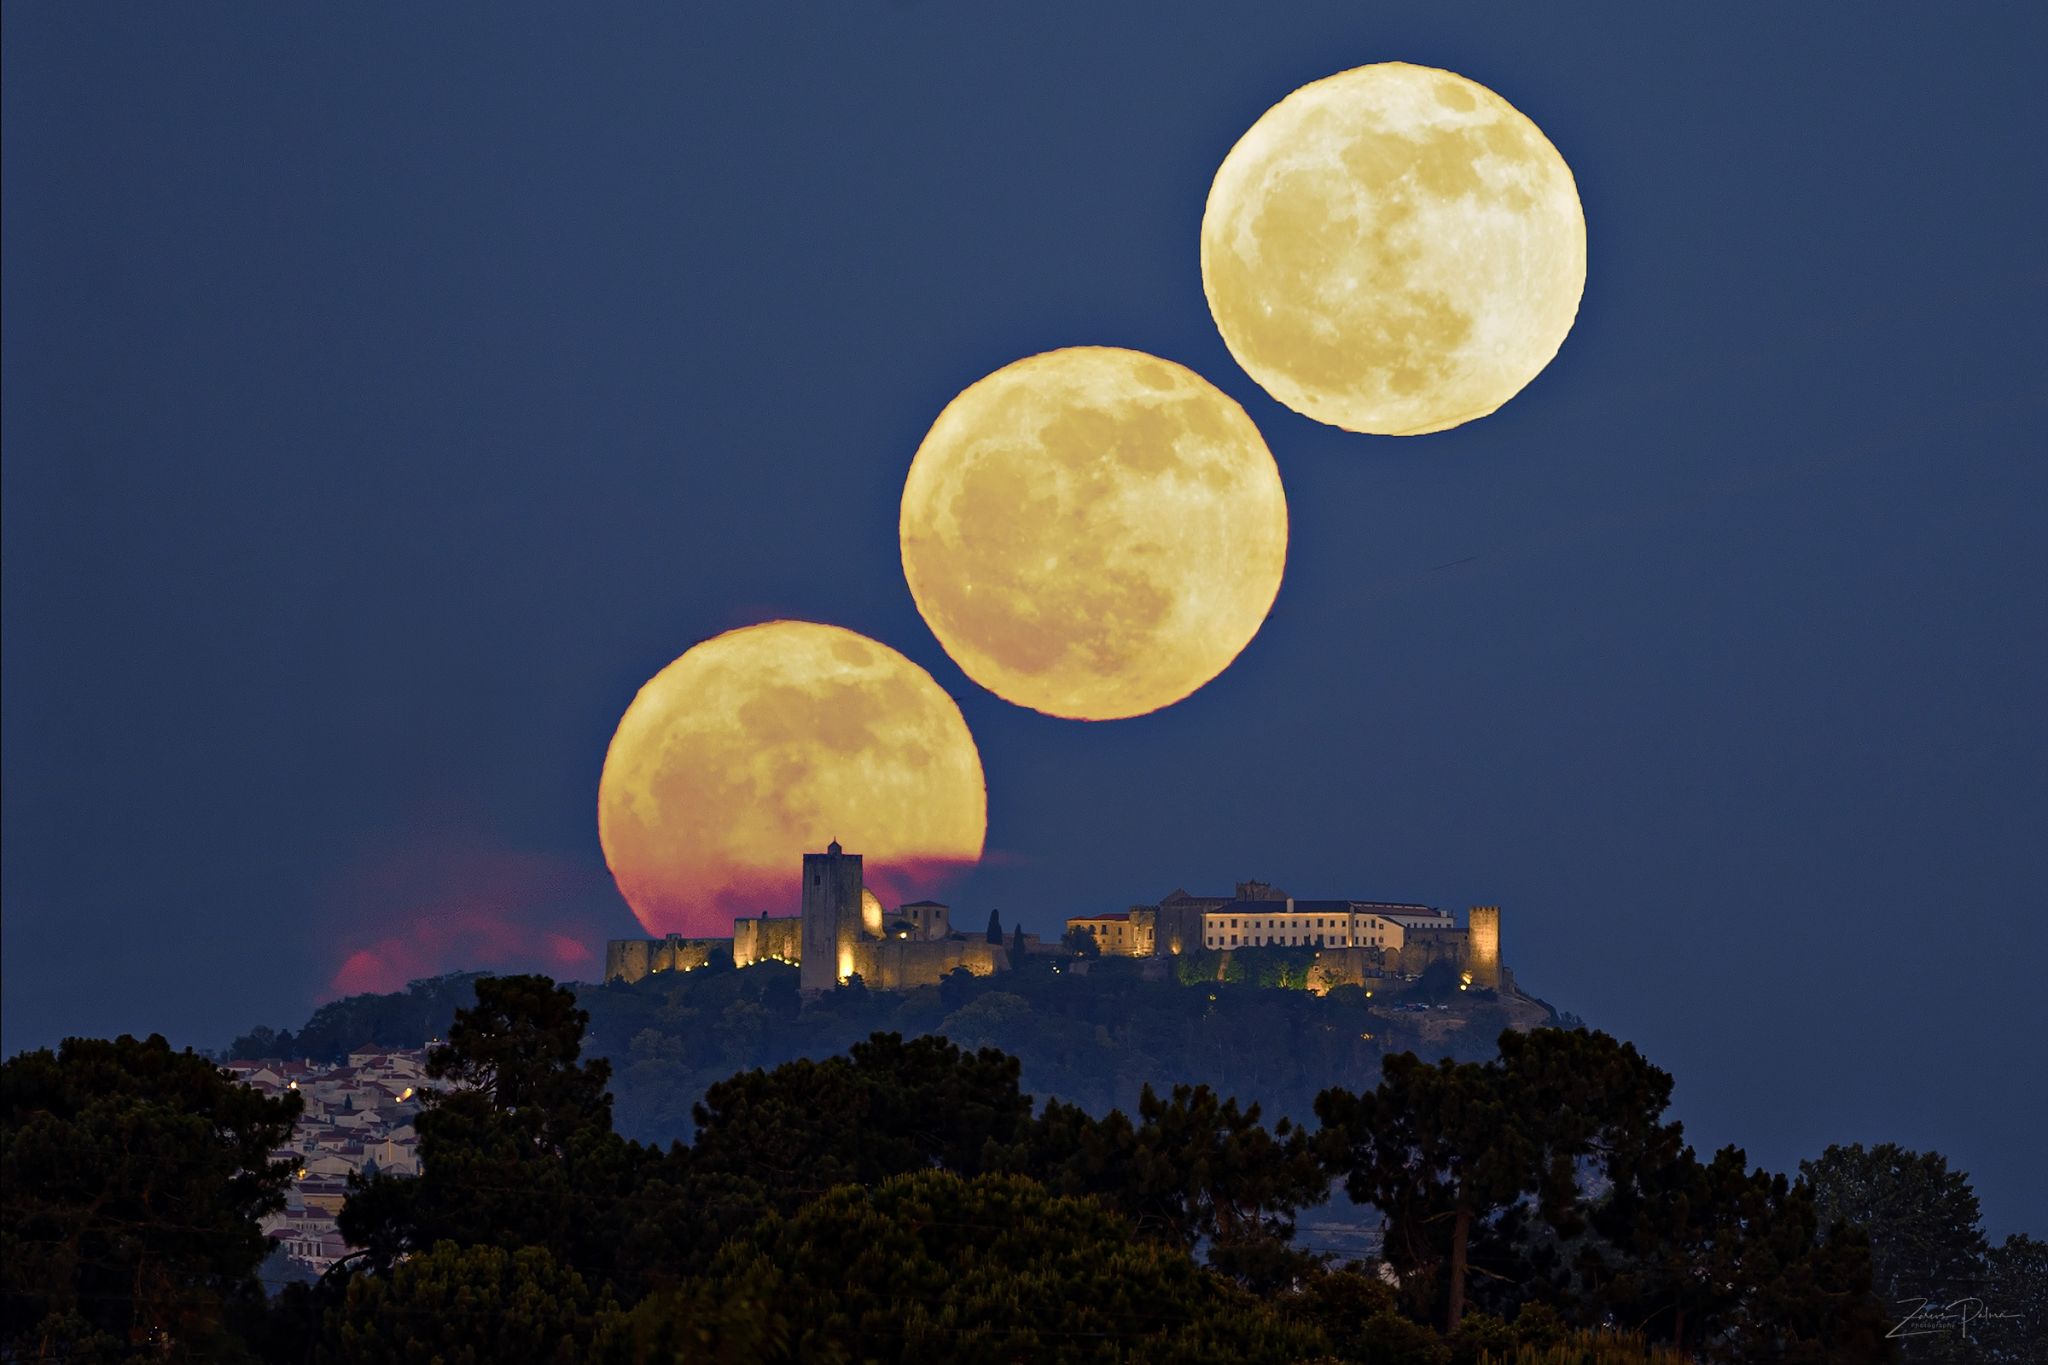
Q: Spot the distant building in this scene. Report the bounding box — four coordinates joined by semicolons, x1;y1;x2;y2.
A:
1198;899;1446;950
1069;886;1507;992
227;1046;432;1274
1065;911;1139;955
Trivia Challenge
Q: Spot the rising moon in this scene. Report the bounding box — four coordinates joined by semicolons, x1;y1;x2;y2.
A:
1201;62;1586;436
597;621;986;938
900;347;1287;721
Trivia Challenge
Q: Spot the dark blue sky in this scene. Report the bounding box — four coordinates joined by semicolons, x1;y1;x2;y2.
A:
5;5;2043;1233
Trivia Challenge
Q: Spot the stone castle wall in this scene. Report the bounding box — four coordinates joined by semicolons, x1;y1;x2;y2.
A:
733;916;802;968
1396;927;1472;977
851;937;1008;991
1305;947;1388;994
1302;927;1497;994
604;935;721;985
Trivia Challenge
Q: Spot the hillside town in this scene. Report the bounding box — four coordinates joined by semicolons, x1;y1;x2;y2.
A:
224;1045;432;1273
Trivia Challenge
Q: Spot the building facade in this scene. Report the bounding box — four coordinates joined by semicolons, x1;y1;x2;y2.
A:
1068;885;1508;988
1198;899;1448;951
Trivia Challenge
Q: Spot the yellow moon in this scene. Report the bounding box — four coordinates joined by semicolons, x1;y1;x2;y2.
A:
1201;62;1586;436
900;346;1287;721
597;621;986;937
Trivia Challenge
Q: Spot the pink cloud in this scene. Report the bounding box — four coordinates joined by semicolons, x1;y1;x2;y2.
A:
318;821;636;1000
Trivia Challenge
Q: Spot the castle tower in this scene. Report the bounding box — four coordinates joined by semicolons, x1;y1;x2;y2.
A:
1467;906;1501;989
799;841;864;994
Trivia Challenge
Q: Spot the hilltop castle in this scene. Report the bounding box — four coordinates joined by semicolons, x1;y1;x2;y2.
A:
604;842;1010;993
604;845;1510;996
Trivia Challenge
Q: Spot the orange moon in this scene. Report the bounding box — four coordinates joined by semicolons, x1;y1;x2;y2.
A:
597;621;986;937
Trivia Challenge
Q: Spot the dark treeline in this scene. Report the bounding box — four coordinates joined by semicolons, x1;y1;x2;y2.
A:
10;975;2041;1362
225;951;1534;1148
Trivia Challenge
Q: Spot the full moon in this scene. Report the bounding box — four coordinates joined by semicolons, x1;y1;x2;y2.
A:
597;621;986;937
1201;62;1586;436
900;347;1287;721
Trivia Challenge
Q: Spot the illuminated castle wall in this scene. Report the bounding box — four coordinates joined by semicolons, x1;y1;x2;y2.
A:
604;843;1008;993
732;914;801;968
1066;887;1514;995
604;855;1506;999
799;841;867;994
1467;905;1501;989
602;934;719;985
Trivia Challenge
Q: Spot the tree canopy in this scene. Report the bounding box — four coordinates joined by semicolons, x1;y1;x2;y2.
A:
17;975;1998;1362
2;1034;301;1361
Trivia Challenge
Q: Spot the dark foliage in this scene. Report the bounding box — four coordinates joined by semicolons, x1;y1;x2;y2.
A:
689;1032;1032;1213
335;976;692;1303
1979;1232;2046;1362
602;1169;1326;1364
20;975;1972;1361
1319;1028;1896;1358
1015;1082;1327;1279
1800;1141;1989;1313
578;950;1497;1148
318;1241;611;1365
2;1034;301;1361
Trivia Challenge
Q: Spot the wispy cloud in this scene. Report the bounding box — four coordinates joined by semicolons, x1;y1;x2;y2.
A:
319;820;633;998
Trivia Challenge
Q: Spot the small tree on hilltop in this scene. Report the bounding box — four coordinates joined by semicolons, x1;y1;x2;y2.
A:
986;908;1004;943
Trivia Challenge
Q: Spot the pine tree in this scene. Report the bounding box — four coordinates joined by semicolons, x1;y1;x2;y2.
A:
986;908;1004;943
2;1035;303;1358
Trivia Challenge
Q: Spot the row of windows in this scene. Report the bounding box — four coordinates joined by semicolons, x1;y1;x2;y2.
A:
1201;932;1389;948
1207;916;1408;932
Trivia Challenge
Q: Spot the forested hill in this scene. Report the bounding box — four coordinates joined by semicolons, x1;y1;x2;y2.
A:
225;951;1562;1146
